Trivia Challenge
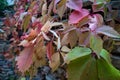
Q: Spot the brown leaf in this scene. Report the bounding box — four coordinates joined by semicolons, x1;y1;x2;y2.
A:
49;52;60;72
47;41;54;61
61;33;69;46
68;30;78;48
79;31;90;46
57;0;67;18
33;36;47;67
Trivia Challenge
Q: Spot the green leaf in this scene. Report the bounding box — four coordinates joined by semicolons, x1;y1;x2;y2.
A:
97;58;120;80
67;54;98;80
22;14;31;32
90;33;103;56
100;49;111;63
67;54;120;80
20;77;26;80
65;47;91;63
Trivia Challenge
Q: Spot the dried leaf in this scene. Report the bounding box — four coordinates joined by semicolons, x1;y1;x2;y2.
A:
49;52;60;72
68;30;78;48
41;20;51;33
42;2;47;16
61;33;69;46
57;4;67;19
47;41;54;61
79;32;90;46
33;36;47;67
61;46;71;52
19;40;29;47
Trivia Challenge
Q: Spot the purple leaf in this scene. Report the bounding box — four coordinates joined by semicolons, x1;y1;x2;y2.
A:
69;9;89;24
66;0;83;11
96;25;120;38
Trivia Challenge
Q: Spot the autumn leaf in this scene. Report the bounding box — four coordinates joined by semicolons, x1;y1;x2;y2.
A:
68;30;78;48
78;31;90;46
66;0;82;11
49;52;60;72
88;14;103;31
33;36;47;68
61;46;71;52
69;9;89;24
96;25;120;38
25;29;37;41
47;41;54;61
61;29;78;48
56;0;67;18
22;14;31;32
19;40;29;47
17;45;34;73
66;0;89;24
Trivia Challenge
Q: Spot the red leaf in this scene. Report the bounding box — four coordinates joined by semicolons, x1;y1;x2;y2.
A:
66;0;82;11
17;46;34;73
47;41;54;61
69;9;89;24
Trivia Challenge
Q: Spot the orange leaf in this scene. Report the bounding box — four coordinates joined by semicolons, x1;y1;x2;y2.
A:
26;29;37;41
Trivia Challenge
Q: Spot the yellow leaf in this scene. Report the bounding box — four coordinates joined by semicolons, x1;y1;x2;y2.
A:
22;14;31;32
